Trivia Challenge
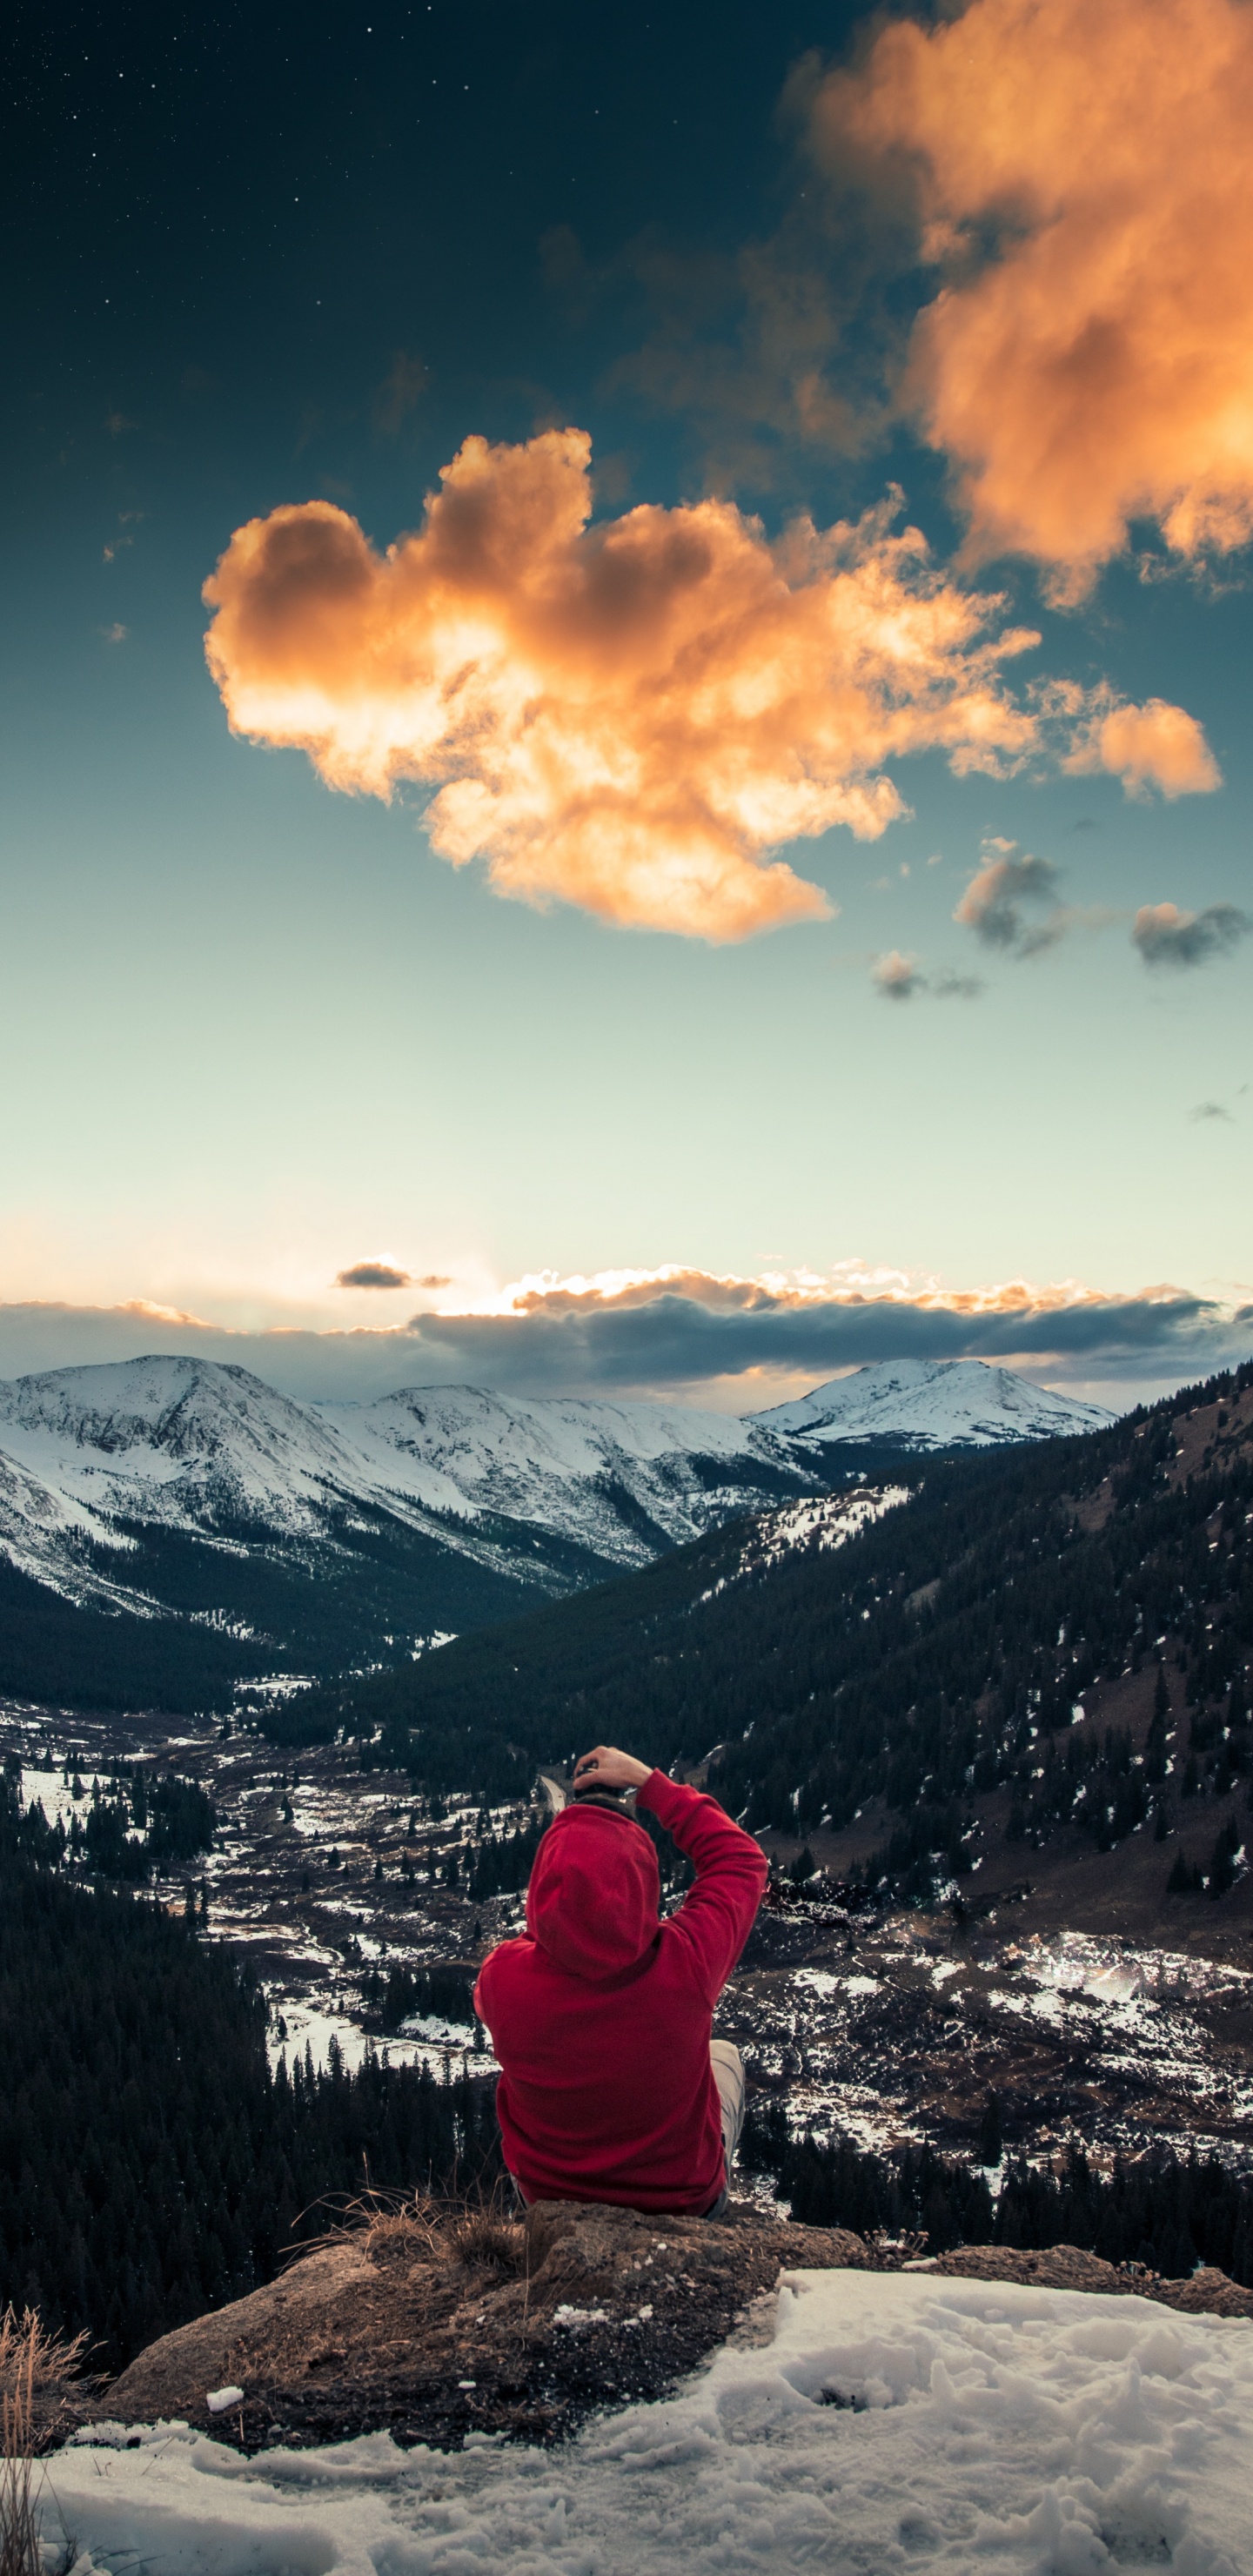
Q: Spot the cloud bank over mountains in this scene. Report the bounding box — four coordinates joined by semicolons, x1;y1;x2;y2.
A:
1;1268;1247;1409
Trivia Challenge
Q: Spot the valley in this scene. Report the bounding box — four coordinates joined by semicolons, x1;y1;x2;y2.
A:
4;1350;1250;2295
5;1661;1250;2204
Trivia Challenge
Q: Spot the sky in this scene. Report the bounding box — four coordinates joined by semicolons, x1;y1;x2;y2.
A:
3;0;1251;1412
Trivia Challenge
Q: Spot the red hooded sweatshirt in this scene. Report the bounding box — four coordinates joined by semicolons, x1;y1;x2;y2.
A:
472;1771;767;2214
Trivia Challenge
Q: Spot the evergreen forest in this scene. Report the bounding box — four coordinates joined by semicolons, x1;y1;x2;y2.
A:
741;2104;1253;2286
0;1783;500;2371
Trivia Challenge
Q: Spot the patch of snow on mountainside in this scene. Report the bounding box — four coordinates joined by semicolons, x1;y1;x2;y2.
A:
52;2274;1253;2576
752;1357;1114;1450
0;1439;166;1612
702;1484;913;1600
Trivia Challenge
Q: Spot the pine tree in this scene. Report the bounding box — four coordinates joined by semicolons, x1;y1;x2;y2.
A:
1167;1848;1203;1894
976;2091;1003;2166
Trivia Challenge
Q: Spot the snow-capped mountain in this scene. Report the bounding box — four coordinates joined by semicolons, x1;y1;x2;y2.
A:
0;1358;807;1569
0;1358;366;1540
0;1359;816;1696
750;1357;1114;1451
0;1352;1116;1709
322;1383;803;1557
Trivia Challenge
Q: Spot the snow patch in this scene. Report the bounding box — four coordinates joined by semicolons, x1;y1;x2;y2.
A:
51;2273;1252;2574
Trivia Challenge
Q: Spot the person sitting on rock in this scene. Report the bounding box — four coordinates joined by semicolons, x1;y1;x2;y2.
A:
473;1745;767;2217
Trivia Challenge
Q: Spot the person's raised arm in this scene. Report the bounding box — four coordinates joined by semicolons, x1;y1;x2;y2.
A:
573;1744;767;2005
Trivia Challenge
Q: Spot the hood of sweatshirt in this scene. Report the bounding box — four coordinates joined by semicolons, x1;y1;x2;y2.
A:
526;1805;660;1980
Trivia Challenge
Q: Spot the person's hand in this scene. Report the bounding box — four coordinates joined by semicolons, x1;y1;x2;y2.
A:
572;1745;652;1793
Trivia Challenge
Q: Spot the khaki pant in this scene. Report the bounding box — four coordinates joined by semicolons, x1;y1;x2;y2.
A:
710;2037;746;2169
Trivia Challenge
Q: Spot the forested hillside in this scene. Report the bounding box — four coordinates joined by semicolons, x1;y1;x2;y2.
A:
0;1781;500;2369
309;1364;1253;1891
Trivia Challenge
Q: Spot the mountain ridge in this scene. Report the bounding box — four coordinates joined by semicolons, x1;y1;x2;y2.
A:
0;1352;1121;1713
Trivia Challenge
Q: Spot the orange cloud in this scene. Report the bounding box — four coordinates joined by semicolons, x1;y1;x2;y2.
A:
873;949;925;1001
1066;697;1223;800
814;0;1253;597
203;429;1043;941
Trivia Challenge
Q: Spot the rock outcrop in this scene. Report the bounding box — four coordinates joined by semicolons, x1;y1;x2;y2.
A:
96;2198;868;2452
927;2242;1253;2316
87;2204;1253;2457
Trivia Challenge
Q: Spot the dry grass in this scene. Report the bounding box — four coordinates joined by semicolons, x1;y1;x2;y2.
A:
0;2310;84;2576
0;2309;90;2408
442;2207;527;2277
290;2177;528;2277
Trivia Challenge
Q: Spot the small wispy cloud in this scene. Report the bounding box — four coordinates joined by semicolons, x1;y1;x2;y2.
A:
335;1261;413;1291
1189;1101;1233;1123
873;949;926;1001
103;511;143;565
1133;901;1250;969
872;949;982;1001
99;623;128;645
372;351;428;436
1064;696;1222;801
954;841;1060;950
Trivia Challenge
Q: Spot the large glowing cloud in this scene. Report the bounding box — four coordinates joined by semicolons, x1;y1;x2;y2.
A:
203;430;1048;941
814;0;1253;596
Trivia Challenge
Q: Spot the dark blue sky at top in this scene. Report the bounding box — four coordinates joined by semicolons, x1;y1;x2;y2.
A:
10;1;877;526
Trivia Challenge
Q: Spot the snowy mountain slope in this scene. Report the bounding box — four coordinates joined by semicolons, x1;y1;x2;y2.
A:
750;1357;1114;1451
0;1439;152;1613
0;1358;368;1536
712;1481;913;1586
0;1360;818;1700
328;1383;805;1558
0;1359;809;1568
0;1354;1120;1707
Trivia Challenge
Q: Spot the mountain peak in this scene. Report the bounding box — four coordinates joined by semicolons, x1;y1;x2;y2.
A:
747;1358;1114;1450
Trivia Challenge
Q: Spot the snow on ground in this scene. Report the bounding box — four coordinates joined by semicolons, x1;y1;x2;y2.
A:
735;1932;1253;2167
267;1996;499;2080
48;2273;1252;2575
701;1486;911;1600
1022;1930;1253;2013
18;1766;89;1830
